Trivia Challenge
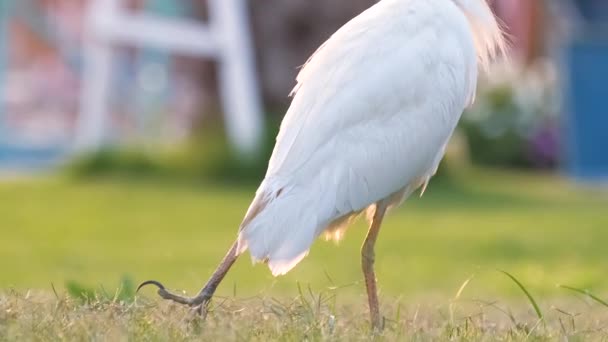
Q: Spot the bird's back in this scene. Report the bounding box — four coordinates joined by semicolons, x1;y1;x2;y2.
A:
237;0;503;275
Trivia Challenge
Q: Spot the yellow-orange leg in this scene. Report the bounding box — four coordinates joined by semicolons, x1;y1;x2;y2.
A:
362;202;388;331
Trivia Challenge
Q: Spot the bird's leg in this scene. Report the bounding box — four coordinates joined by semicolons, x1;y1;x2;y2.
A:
137;240;240;316
361;202;388;332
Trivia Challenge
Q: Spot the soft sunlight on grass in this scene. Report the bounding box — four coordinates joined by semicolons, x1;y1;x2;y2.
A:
2;289;608;340
1;169;607;302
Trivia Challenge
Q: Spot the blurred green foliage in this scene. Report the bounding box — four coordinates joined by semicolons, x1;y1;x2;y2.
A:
461;85;530;168
65;120;281;185
460;62;559;169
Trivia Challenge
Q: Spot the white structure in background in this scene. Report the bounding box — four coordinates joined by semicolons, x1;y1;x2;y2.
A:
76;0;264;156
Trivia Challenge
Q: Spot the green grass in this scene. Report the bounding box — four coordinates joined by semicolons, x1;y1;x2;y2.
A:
1;169;608;339
2;169;607;296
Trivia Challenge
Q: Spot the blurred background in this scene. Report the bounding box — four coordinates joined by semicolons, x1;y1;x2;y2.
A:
0;0;607;301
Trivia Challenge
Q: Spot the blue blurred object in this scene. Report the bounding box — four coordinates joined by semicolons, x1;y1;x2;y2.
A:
563;38;608;180
0;144;66;169
573;0;608;23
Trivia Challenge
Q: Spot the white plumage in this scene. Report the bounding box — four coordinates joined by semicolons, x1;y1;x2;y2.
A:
236;0;505;276
138;0;506;330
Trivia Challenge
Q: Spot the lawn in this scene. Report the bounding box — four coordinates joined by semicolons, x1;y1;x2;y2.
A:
1;169;608;339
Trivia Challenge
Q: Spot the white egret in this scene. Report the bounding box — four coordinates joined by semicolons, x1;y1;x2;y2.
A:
138;0;505;330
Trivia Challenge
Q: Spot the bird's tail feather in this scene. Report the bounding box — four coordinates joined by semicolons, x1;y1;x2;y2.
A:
237;187;326;276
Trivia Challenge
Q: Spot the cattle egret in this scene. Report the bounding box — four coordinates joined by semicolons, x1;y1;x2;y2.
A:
138;0;506;330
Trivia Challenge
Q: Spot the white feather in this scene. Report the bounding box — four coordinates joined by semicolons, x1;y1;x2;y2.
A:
237;0;505;276
451;0;507;70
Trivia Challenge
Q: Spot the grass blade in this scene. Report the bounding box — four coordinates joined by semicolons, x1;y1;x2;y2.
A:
558;285;608;308
449;275;474;324
454;275;474;301
498;270;543;320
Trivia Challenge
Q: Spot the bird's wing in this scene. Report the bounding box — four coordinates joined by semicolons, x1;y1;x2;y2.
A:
238;0;479;275
268;0;478;177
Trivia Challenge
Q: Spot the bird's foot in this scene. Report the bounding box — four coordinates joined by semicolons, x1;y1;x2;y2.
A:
137;280;212;317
